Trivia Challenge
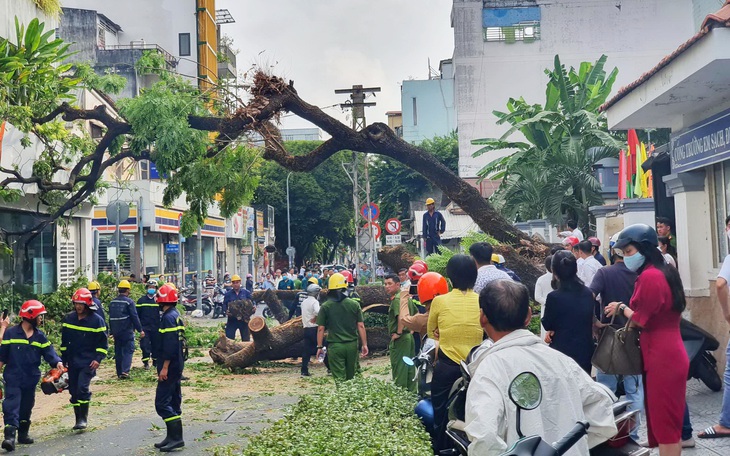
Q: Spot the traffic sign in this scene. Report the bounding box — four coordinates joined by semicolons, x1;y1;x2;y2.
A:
106;201;129;225
386;234;402;246
360;203;380;221
385;218;401;234
362;222;381;239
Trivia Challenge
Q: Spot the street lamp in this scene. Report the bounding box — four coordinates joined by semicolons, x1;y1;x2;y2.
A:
286;172;294;269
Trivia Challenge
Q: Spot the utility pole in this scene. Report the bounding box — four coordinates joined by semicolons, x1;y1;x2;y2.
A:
335;85;381;270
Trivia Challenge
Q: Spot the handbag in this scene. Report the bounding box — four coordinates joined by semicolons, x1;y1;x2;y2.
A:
591;311;643;375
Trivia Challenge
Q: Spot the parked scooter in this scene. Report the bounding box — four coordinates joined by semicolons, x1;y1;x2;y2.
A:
402;337;437;435
212;284;226;319
443;356;648;456
179;287;212;316
681;318;722;391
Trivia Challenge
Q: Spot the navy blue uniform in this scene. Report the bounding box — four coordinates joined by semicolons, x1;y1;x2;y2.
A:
108;294;142;376
60;312;107;407
222;288;252;341
92;296;106;326
136;294;160;365
0;325;62;428
154;307;185;423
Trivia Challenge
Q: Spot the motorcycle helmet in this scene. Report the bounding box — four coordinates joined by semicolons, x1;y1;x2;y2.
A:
340;270;354;284
307;284;322;296
72;288;98;311
407;263;428;282
157;284;179;304
417;272;449;304
563;236;580;248
414;399;434;429
41;367;69;395
613;223;658;249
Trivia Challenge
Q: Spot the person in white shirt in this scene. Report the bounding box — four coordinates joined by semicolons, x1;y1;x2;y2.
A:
470;242;511;294
658;236;677;268
465;280;617;456
559;220;584;241
300;283;321;377
576;240;602;287
534;255;553;339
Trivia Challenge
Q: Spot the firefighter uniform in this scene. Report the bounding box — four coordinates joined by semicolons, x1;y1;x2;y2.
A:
154;307;185;425
60;311;108;418
0;325;62;430
108;294;142;377
92;296;106;326
136;294;159;367
222;288;252;341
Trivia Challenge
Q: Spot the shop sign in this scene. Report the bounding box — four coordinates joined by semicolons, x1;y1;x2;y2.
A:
226;208;245;239
165;243;180;253
241;245;253;255
671;107;730;173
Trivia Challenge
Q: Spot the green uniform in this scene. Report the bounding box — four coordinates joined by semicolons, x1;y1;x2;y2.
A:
317;297;363;381
388;295;417;392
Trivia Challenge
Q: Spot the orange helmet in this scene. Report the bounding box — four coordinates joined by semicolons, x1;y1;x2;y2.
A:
417;272;449;304
19;300;47;320
157;284;179;303
340;270;354;284
563;236;580;247
72;288;97;310
407;262;428;282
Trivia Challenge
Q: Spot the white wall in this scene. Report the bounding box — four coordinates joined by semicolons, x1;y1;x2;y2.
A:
62;0;199;81
452;0;696;178
0;0;58;40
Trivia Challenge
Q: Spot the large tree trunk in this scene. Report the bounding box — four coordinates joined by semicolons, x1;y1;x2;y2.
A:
209;315;390;369
378;245;417;272
250;287;389;309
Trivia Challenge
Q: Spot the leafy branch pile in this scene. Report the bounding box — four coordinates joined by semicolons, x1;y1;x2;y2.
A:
425;231;498;277
243;377;431;456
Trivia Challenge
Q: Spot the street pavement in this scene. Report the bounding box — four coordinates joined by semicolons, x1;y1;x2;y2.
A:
682;379;728;456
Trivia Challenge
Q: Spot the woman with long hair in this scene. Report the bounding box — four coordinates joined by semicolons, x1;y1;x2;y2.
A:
605;224;688;456
427;254;483;453
541;250;597;373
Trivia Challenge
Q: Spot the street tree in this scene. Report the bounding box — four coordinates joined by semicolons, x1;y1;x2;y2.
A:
472;55;622;230
0;19;544;289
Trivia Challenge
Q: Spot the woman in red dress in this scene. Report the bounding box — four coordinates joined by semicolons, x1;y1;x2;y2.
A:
605;224;688;456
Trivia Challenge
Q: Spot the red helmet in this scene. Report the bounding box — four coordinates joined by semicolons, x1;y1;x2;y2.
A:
588;236;601;247
563;236;580;247
72;288;94;307
417;272;449;304
412;260;427;270
19;300;47;320
407;262;428;282
340;269;354;284
157;284;179;303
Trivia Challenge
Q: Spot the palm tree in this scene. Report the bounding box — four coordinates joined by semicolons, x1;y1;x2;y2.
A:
473;55;622;230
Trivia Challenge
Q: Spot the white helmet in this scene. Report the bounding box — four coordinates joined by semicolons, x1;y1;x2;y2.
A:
306;284;321;296
609;231;624;257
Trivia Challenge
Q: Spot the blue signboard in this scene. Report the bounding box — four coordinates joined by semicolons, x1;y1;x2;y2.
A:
671;107;730;173
165;243;180;254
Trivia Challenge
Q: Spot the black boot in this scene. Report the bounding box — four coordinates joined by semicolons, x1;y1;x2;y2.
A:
143;361;150;370
73;403;88;430
16;421;32;445
153;423;171;449
1;425;16;452
159;419;184;452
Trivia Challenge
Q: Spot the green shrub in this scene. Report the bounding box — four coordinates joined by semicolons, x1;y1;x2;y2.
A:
363;312;387;328
243;377;431;456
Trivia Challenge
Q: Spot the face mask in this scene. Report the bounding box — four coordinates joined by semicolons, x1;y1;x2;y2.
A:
623;252;645;272
147;288;156;295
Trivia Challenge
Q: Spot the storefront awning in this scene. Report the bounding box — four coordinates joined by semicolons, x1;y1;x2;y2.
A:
153;207;225;237
92;207;138;233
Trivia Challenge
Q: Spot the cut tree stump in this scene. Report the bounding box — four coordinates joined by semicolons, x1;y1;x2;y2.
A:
378;245;416;272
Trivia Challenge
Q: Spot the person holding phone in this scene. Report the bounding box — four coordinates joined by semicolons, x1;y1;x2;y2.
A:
0;301;63;451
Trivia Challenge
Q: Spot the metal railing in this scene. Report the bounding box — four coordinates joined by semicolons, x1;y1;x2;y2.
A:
102;43;178;68
217;44;237;69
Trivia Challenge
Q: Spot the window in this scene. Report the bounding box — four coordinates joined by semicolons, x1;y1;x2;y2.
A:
483;7;541;43
711;162;730;264
98;26;106;49
140;160;150;180
179;33;191;57
412;98;418;126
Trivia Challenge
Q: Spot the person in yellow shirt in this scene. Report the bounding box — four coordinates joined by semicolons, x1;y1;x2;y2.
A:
427;254;483;453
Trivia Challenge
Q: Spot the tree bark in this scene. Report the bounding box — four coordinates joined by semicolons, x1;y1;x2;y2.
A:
260;288;290;323
378;245;417;272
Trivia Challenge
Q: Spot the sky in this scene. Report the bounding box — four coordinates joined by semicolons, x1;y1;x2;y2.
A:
217;1;455;131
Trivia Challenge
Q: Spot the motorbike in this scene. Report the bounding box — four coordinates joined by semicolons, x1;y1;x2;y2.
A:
441;353;648;456
681;318;722;392
179;287;212;316
212;284;226;319
402;337;437;435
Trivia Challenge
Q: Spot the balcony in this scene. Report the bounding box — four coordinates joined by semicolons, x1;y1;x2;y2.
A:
217;44;237;79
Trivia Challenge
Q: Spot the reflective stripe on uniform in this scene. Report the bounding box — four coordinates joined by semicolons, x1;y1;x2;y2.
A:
1;339;51;348
31;341;51;348
109;316;129;320
62;323;107;332
96;348;108;355
136;304;158;308
163;415;181;422
158;326;185;334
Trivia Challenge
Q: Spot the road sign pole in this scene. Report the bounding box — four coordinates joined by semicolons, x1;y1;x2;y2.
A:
115;204;121;278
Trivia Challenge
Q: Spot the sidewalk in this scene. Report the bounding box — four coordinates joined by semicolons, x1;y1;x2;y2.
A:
684;379;728;455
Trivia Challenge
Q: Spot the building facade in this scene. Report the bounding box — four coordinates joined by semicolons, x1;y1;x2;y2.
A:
401;59;456;145
602;0;730;368
451;0;701;180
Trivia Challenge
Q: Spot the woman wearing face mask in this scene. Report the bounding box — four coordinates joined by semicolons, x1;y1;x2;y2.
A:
541;250;598;374
605;224;688;456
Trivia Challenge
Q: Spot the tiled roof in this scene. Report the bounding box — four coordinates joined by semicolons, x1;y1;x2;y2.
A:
600;0;730;113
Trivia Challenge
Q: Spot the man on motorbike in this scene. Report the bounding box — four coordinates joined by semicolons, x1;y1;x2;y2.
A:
464;279;616;456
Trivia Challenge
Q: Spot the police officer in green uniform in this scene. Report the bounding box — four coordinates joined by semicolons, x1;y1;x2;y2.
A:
384;274;417;392
316;273;368;381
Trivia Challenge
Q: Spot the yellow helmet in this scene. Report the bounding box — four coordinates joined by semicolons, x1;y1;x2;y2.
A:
117;279;131;289
425;197;435;205
328;273;347;290
308;277;319;285
88;281;101;291
231;274;242;282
